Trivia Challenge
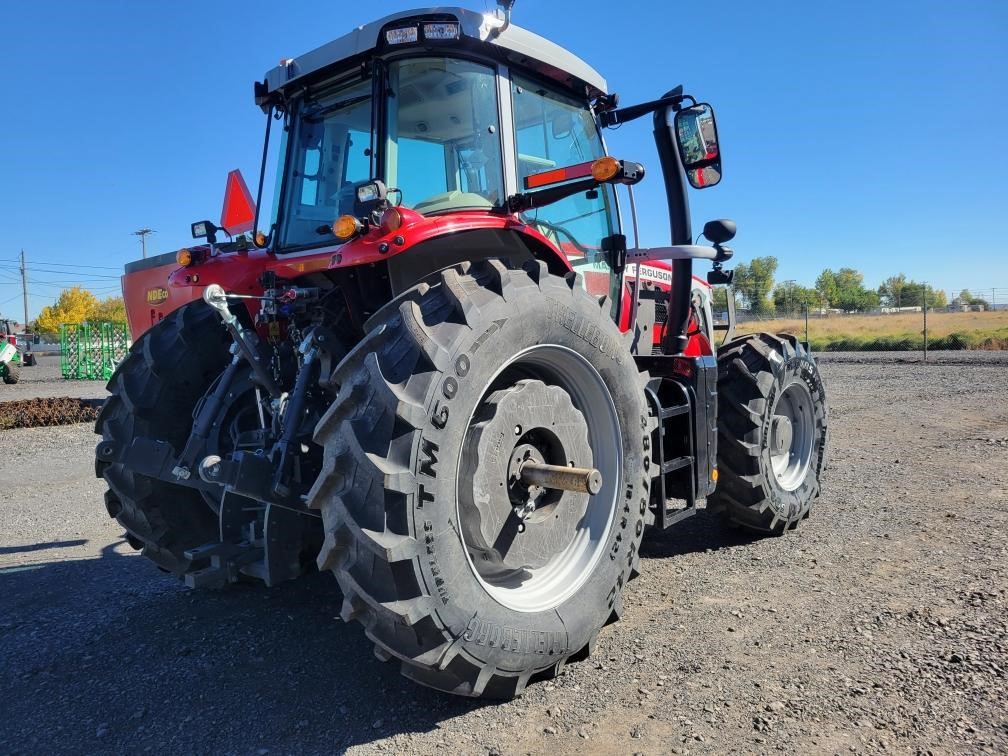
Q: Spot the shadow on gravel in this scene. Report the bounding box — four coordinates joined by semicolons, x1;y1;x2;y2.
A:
0;541;494;753
639;508;765;559
0;538;88;555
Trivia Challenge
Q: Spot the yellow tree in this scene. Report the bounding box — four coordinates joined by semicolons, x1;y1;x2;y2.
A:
92;295;127;325
34;286;100;335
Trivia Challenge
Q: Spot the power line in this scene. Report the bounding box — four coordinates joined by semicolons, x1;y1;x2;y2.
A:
133;228;156;259
0;258;122;270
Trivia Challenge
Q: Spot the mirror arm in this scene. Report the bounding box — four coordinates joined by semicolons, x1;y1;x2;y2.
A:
652;96;694;354
252;104;274;248
599;87;695;127
504;177;598;214
504;165;643;214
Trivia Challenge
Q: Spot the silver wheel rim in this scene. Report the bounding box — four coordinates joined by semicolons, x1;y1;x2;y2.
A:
769;381;815;491
456;344;622;614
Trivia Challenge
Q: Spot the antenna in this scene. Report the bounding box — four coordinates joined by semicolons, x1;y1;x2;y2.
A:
489;0;515;39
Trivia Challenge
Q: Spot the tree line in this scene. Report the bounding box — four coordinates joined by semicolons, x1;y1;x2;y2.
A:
30;286;126;336
724;257;959;316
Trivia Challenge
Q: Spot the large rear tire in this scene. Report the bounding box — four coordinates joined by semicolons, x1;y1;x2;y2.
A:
2;361;20;384
709;332;827;533
95;303;231;573
309;259;653;698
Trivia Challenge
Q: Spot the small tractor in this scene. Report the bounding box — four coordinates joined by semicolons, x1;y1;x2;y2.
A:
99;3;827;698
1;319;24;384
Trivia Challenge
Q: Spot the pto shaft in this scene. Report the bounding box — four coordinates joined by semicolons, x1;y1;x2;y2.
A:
520;461;602;495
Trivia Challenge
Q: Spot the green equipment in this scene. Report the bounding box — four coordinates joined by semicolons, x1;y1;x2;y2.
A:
59;322;130;381
1;319;22;384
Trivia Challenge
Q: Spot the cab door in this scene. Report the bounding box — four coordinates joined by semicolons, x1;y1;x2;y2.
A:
510;75;622;311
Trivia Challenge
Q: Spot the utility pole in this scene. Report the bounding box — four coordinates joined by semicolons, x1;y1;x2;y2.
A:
19;249;29;331
133;228;155;259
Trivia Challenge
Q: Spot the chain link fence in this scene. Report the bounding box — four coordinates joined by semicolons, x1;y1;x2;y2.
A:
719;287;1008;360
59;322;130;380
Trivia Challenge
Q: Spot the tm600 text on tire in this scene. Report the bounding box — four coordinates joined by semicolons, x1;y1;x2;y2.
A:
709;333;827;533
309;259;654;698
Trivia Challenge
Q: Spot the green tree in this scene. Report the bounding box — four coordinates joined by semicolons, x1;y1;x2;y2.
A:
958;289;990;308
815;269;839;308
878;274;908;307
711;286;730;312
815;267;878;311
899;281;946;308
772;283;818;313
733;256;778;315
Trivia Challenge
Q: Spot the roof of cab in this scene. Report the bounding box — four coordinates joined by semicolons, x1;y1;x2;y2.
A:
262;6;607;99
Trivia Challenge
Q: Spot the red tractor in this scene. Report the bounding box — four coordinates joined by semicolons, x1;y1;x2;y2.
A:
99;4;827;698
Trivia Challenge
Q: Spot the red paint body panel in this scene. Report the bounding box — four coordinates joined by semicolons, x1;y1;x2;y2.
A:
122;208;711;357
122;211;575;338
122;261;185;340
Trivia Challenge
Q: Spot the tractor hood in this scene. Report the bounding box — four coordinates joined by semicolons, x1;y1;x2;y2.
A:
259;7;608;104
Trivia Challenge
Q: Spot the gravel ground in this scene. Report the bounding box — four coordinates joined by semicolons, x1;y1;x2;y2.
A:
2;357;1006;755
2;354;109;401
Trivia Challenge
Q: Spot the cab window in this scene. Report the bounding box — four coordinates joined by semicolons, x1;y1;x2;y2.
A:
385;58;504;214
511;75;620;303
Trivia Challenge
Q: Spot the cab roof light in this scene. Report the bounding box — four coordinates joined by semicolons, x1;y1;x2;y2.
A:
423;22;460;40
385;26;419;45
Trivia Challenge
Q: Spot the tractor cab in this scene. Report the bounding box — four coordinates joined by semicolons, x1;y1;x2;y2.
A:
254;8;627;305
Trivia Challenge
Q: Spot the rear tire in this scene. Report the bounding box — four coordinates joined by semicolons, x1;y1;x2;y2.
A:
309;259;653;698
709;332;827;533
3;362;20;384
95;302;231;573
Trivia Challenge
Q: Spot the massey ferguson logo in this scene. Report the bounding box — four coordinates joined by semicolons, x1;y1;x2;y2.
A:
146;287;168;305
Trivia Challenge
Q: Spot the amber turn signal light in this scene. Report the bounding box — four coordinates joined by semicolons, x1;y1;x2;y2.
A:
333;214;363;241
176;248;193;266
590;156;620;182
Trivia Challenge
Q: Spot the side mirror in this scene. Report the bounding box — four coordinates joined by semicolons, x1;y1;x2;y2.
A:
673;103;722;189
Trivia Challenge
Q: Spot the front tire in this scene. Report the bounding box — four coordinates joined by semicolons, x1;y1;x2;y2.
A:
3;362;19;384
309;259;652;698
709;333;827;533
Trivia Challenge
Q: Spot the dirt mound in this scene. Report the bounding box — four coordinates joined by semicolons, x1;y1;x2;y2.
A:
0;397;103;429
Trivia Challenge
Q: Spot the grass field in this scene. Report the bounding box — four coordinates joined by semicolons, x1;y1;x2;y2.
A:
736;310;1008;351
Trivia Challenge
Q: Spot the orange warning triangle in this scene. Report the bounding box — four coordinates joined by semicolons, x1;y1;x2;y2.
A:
220;169;256;234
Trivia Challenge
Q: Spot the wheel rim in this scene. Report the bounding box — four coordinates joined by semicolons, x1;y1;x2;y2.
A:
457;345;622;613
769;381;815;491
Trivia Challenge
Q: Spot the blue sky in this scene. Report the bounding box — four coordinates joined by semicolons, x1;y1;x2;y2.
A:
2;1;1006;318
